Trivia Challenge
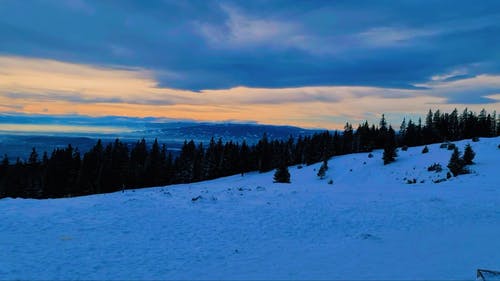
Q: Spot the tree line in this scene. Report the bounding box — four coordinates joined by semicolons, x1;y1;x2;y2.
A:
0;108;498;198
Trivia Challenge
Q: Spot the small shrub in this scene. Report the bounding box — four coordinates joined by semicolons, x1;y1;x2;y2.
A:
472;137;479;142
446;172;452;179
427;163;443;172
327;179;333;185
433;178;447;183
422;146;429;154
317;160;328;179
406;178;417;184
297;165;303;169
368;153;374;158
401;145;408;151
440;143;448;149
447;143;456;150
498;144;500;149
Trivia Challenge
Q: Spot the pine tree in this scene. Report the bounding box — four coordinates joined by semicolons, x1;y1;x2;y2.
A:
146;138;162;186
317;160;328;179
28;147;39;166
273;163;290;183
447;147;467;176
463;144;475;165
422;145;429;154
382;126;397;165
383;147;396;165
342;123;354;154
239;140;250;175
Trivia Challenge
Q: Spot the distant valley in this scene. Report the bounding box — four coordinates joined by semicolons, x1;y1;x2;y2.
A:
0;120;320;160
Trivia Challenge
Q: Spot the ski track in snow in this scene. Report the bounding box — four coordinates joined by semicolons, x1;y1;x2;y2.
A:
1;137;500;280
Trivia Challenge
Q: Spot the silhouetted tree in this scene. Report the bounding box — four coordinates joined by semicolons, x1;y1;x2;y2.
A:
463;144;475;165
273;164;290;183
447;147;467;176
382;126;397;165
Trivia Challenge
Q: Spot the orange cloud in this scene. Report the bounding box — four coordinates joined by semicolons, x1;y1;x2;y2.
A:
0;55;499;129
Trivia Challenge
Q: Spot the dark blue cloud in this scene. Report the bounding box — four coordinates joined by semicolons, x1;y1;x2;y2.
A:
1;0;499;101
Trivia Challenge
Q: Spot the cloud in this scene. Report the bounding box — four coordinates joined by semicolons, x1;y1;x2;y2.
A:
0;0;499;91
0;55;498;129
431;69;469;82
197;4;304;50
356;26;440;47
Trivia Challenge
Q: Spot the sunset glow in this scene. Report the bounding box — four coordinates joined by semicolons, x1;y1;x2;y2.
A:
1;55;498;129
0;1;499;129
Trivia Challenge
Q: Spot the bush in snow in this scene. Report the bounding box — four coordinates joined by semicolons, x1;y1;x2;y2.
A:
433;178;447;183
192;195;202;202
472;137;479;142
368;153;374;158
422;146;429;154
327;179;333;185
447;143;456;150
317;160;328;179
406;178;417;184
427;163;442;172
440;143;449;149
401;145;408;151
463;144;475;165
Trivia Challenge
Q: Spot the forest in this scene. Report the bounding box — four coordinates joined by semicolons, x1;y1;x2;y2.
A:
1;108;498;198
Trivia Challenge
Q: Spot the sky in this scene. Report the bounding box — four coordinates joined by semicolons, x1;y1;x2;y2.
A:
0;0;499;129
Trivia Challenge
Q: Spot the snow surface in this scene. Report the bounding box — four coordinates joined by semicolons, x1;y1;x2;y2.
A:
1;137;500;280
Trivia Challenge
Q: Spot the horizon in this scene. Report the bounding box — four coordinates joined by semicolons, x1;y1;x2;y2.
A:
0;1;499;130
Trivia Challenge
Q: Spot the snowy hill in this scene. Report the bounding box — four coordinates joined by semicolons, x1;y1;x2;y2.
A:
1;137;499;280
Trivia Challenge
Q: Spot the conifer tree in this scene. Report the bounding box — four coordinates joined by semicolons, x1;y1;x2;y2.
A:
239;140;250;175
422;145;429;154
28;147;39;166
342;123;354;154
273;163;290;183
447;147;467;176
383;147;396;165
463;144;475;165
382;126;397;165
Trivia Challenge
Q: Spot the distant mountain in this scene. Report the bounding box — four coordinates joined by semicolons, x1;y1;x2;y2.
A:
140;123;321;144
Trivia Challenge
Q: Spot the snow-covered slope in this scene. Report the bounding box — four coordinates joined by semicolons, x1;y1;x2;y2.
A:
1;137;499;280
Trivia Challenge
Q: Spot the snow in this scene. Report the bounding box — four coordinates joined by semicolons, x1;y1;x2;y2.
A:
1;137;500;280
